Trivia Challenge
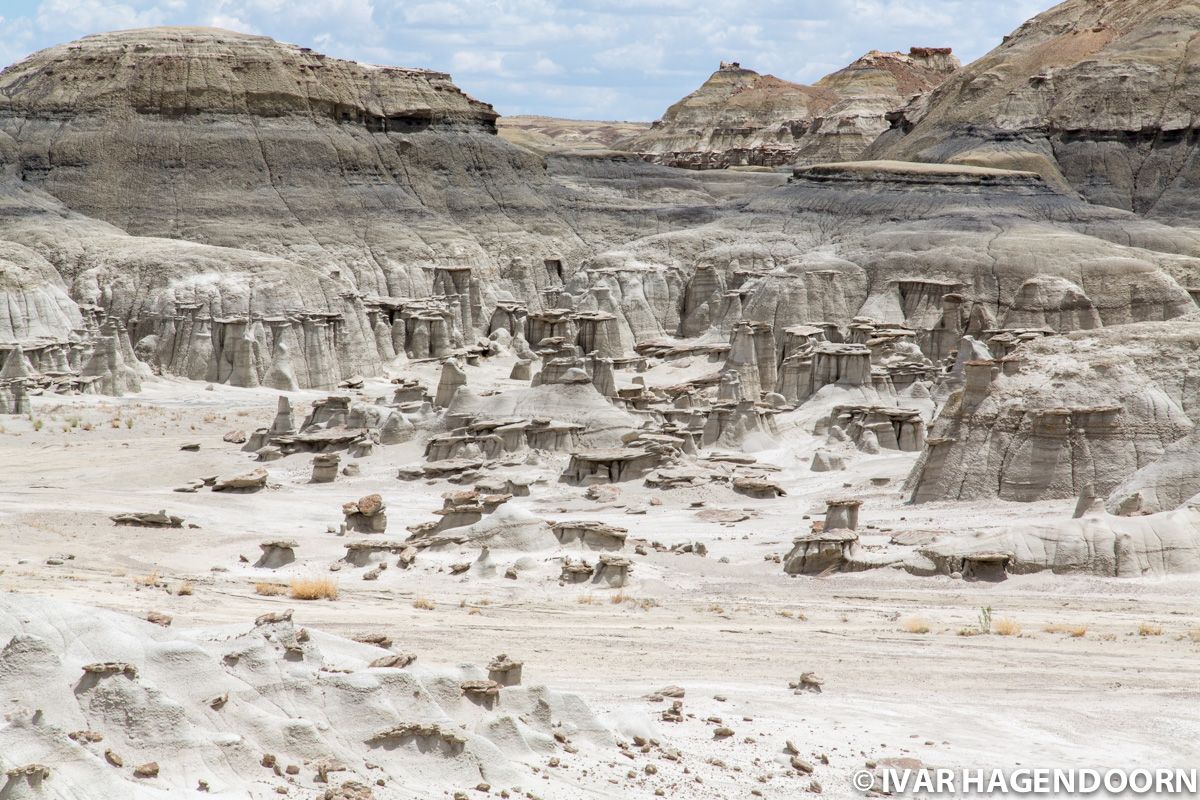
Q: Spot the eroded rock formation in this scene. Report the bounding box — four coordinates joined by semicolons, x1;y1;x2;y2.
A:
869;0;1200;220
624;49;959;169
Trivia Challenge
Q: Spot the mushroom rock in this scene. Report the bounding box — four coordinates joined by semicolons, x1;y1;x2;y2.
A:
311;453;340;483
255;540;297;568
212;467;269;493
344;494;388;533
824;498;862;531
435;359;467;408
594;554;632;588
783;530;859;575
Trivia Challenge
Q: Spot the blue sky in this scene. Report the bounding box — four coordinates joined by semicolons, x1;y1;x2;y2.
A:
0;0;1056;120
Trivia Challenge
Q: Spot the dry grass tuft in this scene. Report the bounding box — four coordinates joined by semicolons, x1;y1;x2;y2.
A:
611;593;658;610
1138;622;1163;637
993;618;1021;637
289;578;338;601
175;582;194;596
412;597;435;611
133;571;160;588
1043;623;1087;638
1189;629;1200;644
254;582;286;596
901;617;931;634
577;595;597;605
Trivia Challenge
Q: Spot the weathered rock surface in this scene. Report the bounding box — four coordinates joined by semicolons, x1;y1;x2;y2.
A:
922;504;1200;577
869;0;1200;220
624;49;958;169
908;319;1200;504
567;160;1200;355
0;27;756;391
0;594;616;798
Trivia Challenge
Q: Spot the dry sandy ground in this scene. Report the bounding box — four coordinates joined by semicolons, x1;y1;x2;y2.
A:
2;368;1199;799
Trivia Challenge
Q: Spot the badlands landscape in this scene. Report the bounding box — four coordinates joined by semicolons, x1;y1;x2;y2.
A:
2;1;1200;798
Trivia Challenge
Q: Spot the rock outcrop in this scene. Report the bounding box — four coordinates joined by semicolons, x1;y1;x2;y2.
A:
565;160;1200;356
623;49;959;169
0;27;756;391
908;319;1200;504
869;0;1200;220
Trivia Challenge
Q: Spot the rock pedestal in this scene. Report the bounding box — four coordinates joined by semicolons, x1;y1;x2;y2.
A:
825;498;862;531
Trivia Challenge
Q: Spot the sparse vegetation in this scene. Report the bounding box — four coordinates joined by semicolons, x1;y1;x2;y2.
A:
993;618;1021;636
1138;622;1163;637
176;582;194;596
612;593;658;610
254;582;287;597
289;578;338;600
132;571;160;588
902;617;931;634
1188;629;1200;644
412;597;435;610
577;595;597;605
1043;623;1087;638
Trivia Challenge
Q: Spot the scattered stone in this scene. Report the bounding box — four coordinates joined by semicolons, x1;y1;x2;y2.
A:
487;654;523;686
344;493;388;533
369;653;416;669
212;467;268;493
111;510;183;528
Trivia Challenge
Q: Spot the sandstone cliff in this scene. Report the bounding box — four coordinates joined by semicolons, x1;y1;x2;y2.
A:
624;49;959;169
869;0;1200;220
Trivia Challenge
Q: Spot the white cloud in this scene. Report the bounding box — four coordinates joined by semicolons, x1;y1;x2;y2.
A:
451;49;505;74
6;0;1058;119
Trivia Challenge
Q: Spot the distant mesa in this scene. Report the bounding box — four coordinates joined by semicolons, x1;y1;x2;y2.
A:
621;47;960;169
